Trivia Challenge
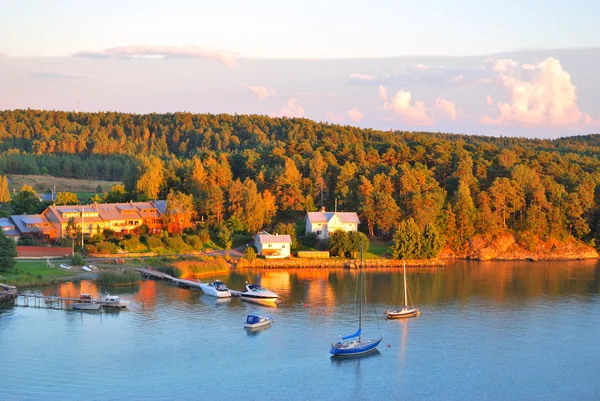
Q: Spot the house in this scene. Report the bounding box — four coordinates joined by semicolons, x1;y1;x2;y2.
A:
10;214;58;239
254;232;292;259
0;217;21;242
305;208;360;240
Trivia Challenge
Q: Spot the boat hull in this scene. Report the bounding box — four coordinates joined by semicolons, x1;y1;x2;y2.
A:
244;319;272;329
240;295;278;306
199;283;232;298
330;337;382;356
385;309;420;319
72;302;102;311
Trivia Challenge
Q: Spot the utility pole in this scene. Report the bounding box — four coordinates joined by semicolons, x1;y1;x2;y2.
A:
320;177;324;209
81;205;84;249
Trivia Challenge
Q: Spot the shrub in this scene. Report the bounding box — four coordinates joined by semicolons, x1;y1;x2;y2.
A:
72;253;85;266
198;228;210;243
244;246;257;262
84;244;98;254
156;265;182;278
171;257;229;278
121;238;147;252
163;235;187;251
184;235;203;250
146;236;163;250
96;241;119;255
302;233;317;248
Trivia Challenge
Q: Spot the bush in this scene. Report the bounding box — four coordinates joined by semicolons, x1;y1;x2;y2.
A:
163;235;187;251
184;235;203;250
146;236;163;250
98;270;140;286
198;228;210;243
72;253;85;266
171;257;229;278
84;244;98;254
156;265;182;278
245;246;257;262
121;238;147;252
96;241;119;255
302;233;317;248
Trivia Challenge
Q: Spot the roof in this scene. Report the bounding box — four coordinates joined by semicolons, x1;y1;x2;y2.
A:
39;193;55;202
306;211;360;224
0;217;20;237
255;233;292;244
152;200;167;215
11;215;56;234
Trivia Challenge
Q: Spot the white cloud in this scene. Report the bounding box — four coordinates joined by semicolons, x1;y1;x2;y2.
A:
486;95;494;106
449;74;464;84
348;73;373;81
347;107;364;123
243;84;275;101
415;64;431;69
379;85;433;126
280;98;304;118
435;97;457;120
73;44;237;67
326;111;344;123
481;57;591;127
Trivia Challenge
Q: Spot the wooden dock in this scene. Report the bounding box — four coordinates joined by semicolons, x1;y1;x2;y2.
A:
136;268;174;281
171;277;203;289
14;294;91;310
135;268;241;296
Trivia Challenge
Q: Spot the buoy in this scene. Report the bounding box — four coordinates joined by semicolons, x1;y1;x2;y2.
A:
303;303;307;307
387;344;391;348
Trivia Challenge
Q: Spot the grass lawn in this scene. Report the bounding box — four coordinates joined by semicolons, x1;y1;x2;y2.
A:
365;239;392;259
0;260;74;286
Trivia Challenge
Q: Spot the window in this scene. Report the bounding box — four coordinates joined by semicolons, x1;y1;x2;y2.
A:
282;245;286;248
316;230;322;236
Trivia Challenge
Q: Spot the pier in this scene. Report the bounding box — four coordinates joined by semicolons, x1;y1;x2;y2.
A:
14;294;87;310
135;268;241;296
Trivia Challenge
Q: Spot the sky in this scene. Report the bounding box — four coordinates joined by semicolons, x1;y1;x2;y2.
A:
1;0;600;137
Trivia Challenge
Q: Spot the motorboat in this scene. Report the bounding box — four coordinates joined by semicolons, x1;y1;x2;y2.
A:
330;246;382;357
72;293;102;311
240;283;278;305
199;280;232;298
100;292;130;308
244;314;272;329
385;261;420;319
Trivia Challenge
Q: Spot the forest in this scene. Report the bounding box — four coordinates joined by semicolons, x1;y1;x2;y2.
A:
1;109;599;255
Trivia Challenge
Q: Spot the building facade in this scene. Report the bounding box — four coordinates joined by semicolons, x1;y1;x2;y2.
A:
254;232;292;259
305;208;360;240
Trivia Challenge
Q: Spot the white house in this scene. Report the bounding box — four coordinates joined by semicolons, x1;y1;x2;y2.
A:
305;208;360;240
254;232;292;259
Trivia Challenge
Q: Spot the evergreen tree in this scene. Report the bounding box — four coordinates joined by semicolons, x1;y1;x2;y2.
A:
454;180;477;244
421;224;444;258
0;230;17;271
391;218;422;259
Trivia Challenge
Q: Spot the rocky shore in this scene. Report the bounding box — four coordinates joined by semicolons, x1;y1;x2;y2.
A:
236;258;445;269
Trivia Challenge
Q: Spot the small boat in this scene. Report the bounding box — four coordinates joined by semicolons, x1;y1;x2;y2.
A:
81;265;92;272
240;283;278;305
72;293;102;311
100;293;130;308
331;245;382;357
385;261;420;319
199;280;232;298
244;314;272;329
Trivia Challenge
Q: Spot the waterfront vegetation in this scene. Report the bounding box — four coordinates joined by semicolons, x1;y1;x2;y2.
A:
1;110;600;259
97;269;140;287
0;260;73;287
170;257;230;278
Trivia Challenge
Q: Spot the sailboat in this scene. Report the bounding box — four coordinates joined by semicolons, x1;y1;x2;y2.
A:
330;246;382;357
385;261;420;319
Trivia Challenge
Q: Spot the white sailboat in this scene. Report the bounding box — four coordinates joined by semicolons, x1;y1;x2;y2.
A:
385;261;420;319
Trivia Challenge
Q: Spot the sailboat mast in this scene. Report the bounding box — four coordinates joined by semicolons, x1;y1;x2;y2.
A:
359;244;363;342
404;260;408;308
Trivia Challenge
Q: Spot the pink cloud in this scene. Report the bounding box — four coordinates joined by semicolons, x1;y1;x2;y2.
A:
449;74;464;84
349;73;373;81
435;97;456;120
347;107;364;123
481;57;591;127
486;95;494;106
243;84;275;101
326;112;344;123
379;85;434;126
280;98;305;118
73;44;237;67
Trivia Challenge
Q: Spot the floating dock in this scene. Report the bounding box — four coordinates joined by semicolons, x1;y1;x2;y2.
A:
135;268;240;296
171;277;203;289
136;268;174;281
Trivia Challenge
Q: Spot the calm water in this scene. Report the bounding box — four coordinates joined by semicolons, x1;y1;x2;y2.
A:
1;261;600;401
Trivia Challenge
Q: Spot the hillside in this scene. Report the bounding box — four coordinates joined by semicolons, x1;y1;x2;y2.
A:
0;109;599;258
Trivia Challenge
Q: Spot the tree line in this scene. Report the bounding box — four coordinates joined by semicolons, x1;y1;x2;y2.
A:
1;109;600;256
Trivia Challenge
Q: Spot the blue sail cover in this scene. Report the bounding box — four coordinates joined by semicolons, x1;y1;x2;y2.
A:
342;329;361;340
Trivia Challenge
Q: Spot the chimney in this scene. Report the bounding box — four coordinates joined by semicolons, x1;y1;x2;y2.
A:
321;206;326;212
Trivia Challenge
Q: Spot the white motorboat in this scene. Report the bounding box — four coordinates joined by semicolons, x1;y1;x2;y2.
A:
100;293;130;308
199;280;232;298
244;314;272;329
72;294;102;311
240;283;278;305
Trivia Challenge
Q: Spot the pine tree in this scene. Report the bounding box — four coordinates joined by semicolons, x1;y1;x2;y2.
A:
391;218;422;259
454;180;477;244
